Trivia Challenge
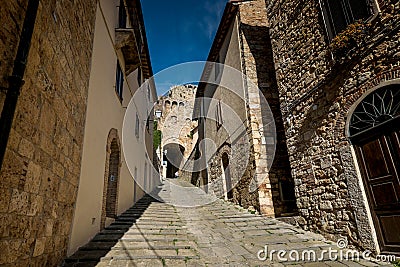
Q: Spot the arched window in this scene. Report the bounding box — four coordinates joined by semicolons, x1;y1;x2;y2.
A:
349;86;400;137
171;116;177;123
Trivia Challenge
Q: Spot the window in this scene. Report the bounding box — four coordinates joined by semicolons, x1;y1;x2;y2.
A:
115;62;124;101
215;100;223;129
147;82;151;101
137;67;142;86
118;0;127;29
320;0;372;41
349;86;400;136
135;113;140;139
215;56;222;80
171;116;177;123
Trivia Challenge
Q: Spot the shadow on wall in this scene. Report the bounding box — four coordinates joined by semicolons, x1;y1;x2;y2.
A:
241;23;298;216
63;187;162;266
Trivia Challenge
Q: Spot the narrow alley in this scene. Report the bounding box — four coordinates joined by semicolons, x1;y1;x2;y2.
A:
65;180;391;267
1;0;400;266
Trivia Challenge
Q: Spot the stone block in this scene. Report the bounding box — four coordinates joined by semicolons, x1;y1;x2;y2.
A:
9;189;30;215
27;195;44;216
18;138;35;159
33;237;47;257
25;162;42;194
0;188;11;212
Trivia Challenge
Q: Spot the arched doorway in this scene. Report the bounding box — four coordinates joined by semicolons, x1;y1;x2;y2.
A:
163;143;185;178
222;153;233;200
348;85;400;254
101;129;121;229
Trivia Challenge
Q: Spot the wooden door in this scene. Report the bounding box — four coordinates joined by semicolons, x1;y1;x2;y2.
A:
349;86;400;254
353;119;400;254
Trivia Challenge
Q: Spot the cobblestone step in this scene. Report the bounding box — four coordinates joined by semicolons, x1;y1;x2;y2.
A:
64;180;392;266
100;229;184;235
104;225;131;230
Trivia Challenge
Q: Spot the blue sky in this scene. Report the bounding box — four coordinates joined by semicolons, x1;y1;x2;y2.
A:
141;0;227;95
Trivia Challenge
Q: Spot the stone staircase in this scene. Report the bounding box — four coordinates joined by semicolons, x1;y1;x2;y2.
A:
63;195;201;267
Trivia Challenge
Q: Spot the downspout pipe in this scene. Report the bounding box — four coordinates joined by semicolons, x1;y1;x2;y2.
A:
0;0;40;170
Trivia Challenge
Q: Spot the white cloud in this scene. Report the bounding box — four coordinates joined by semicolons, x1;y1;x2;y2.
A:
201;0;227;40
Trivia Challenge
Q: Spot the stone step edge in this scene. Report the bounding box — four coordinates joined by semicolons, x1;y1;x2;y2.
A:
100;255;200;261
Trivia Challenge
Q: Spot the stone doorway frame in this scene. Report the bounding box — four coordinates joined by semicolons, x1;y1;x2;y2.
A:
100;128;121;229
345;78;400;254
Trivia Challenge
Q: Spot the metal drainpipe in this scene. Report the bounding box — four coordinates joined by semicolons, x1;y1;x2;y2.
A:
0;0;40;170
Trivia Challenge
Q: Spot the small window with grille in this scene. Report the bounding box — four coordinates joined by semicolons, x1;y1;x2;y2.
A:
215;100;223;129
115;61;124;101
319;0;375;41
135;113;140;139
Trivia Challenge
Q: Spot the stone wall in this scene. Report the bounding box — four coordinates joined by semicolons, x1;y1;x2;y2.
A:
156;84;198;176
0;0;97;265
203;86;259;208
197;14;261;210
238;0;297;216
266;0;400;251
157;85;197;157
194;0;297;215
0;1;30;113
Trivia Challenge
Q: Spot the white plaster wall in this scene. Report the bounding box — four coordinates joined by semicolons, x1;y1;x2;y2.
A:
67;0;156;255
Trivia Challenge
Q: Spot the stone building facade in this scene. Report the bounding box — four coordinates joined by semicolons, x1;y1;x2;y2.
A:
0;0;97;265
0;0;157;265
193;0;297;217
155;84;198;178
195;0;399;255
265;0;400;255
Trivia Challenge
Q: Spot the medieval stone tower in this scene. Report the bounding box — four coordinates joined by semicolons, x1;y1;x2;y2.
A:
155;84;198;178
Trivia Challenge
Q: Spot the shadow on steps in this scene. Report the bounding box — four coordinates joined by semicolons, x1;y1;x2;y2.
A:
63;191;161;267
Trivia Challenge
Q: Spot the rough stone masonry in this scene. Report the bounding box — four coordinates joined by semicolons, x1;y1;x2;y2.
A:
265;0;400;252
0;0;97;265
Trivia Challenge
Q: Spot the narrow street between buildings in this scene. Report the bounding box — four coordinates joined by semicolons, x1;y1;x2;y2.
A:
65;180;392;267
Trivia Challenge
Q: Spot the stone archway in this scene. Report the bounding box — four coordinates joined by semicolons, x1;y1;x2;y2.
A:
163;143;185;178
347;84;400;255
101;129;121;229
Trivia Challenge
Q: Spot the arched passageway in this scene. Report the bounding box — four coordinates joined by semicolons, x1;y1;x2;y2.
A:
163;143;185;178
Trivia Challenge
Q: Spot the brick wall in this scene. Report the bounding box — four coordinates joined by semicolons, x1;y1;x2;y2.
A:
0;0;97;265
266;0;400;251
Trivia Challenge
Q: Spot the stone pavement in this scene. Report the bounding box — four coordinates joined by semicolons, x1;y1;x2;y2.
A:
64;179;393;267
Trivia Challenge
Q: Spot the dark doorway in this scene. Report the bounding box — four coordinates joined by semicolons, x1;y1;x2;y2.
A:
349;86;400;255
222;153;233;200
164;143;185;178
